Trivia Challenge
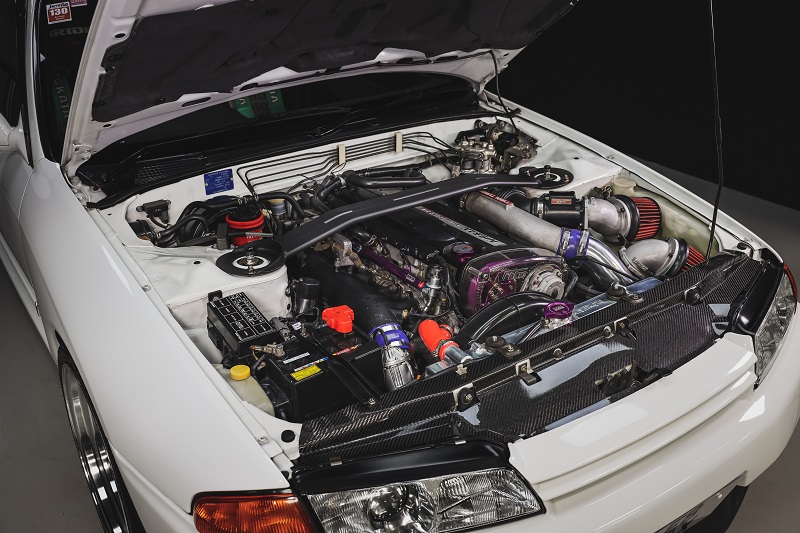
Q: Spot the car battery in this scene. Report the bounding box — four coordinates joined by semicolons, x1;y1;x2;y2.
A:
207;291;280;364
260;325;384;422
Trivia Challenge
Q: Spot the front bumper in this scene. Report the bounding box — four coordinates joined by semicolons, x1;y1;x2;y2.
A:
487;318;800;532
114;312;800;533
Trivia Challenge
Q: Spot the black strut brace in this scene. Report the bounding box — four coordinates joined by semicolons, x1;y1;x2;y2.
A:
277;173;539;257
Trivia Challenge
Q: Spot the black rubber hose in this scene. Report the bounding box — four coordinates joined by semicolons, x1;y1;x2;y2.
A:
300;251;404;331
315;176;342;204
177;232;273;248
178;198;240;221
342;169;426;189
453;292;553;347
256;193;307;220
155;215;209;246
356;167;423;178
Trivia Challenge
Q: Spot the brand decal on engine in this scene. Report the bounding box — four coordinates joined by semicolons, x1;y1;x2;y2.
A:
415;206;505;246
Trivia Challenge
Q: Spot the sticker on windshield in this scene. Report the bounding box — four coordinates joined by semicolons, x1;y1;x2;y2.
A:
70;0;87;6
46;2;72;23
230;90;286;119
204;169;234;195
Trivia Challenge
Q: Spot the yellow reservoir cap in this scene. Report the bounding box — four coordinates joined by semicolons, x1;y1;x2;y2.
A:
230;365;251;381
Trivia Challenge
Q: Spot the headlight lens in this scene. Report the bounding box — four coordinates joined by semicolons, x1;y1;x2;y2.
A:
307;467;542;532
755;272;796;381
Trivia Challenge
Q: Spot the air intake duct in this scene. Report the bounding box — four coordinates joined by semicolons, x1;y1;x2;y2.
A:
620;237;695;278
500;190;662;244
463;191;635;289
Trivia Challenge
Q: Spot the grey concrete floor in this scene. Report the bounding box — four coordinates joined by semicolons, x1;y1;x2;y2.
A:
0;165;798;533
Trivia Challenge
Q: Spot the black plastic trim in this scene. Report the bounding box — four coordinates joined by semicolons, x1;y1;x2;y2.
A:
293;441;509;494
84;108;491;209
730;260;784;336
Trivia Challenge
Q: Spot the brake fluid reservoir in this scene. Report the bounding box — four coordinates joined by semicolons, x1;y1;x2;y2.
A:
214;364;275;416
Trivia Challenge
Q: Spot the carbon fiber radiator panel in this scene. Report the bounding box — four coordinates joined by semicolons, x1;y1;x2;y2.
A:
299;253;764;465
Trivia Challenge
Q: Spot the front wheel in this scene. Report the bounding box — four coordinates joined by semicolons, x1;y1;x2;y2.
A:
59;350;144;533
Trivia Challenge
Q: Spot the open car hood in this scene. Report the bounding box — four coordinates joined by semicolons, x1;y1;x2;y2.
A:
62;0;575;174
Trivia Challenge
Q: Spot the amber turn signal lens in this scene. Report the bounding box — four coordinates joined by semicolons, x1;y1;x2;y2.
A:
194;494;316;533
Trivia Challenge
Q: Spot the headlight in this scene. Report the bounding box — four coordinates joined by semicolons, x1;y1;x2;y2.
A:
755;271;797;382
307;467;542;532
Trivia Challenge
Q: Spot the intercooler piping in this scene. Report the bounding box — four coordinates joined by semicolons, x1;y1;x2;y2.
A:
498;190;662;243
464;191;635;288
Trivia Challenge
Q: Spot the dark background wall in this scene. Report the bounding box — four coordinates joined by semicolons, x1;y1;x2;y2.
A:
501;0;798;210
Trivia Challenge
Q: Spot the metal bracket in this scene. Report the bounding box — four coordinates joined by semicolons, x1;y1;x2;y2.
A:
515;359;540;386
602;317;637;341
613;317;638;340
452;383;478;411
606;282;643;304
251;343;286;358
65;143;93;178
684;286;702;305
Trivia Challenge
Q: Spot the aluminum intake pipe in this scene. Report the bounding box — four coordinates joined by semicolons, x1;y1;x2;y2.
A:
464;191;636;288
620;237;692;278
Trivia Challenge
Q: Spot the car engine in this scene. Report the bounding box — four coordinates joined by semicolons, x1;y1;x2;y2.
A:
120;119;708;423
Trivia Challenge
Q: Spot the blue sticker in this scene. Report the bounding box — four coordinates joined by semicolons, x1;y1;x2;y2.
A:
204;169;234;195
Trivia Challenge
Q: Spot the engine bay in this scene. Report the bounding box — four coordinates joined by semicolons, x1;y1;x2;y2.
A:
100;116;727;426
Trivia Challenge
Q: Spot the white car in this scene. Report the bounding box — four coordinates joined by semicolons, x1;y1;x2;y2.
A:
1;1;797;532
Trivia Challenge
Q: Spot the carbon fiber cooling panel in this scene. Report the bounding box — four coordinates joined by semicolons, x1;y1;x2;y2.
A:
299;253;764;465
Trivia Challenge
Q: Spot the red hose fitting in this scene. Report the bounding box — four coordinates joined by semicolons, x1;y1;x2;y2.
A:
418;320;458;360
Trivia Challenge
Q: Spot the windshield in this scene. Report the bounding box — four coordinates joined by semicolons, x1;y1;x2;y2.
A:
118;73;475;148
80;72;477;203
36;0;475;163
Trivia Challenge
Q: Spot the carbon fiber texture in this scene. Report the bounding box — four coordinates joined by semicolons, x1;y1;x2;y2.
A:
298;253;763;465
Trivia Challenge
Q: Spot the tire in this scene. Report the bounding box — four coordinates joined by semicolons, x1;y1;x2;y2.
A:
58;348;146;533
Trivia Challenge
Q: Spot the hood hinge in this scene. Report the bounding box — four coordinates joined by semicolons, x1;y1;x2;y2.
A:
64;143;93;179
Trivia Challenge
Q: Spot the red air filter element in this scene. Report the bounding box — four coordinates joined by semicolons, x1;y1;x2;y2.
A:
631;197;662;241
682;245;705;272
226;205;265;247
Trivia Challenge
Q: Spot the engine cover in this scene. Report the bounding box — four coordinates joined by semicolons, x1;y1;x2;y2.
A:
459;248;567;316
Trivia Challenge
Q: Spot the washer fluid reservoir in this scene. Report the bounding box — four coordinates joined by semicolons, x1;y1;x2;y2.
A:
213;364;275;416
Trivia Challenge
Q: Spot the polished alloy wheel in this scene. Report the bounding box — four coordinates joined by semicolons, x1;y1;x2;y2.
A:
61;364;129;533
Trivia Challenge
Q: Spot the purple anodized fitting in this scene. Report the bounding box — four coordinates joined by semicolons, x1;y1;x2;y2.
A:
543;301;575;320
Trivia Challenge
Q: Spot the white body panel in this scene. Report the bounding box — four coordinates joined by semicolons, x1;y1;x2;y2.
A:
20;158;290;511
1;2;796;530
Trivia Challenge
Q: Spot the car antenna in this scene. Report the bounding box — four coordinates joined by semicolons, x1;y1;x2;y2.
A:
705;0;725;261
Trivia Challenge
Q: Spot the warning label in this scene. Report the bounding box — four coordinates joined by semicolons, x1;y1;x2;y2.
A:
47;2;72;23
